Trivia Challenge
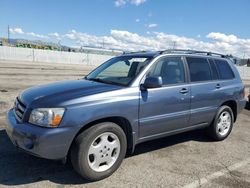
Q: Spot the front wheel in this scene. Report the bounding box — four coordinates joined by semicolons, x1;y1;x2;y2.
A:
70;122;127;181
207;105;234;141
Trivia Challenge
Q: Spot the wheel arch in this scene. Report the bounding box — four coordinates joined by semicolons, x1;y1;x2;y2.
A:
221;100;237;122
67;116;134;159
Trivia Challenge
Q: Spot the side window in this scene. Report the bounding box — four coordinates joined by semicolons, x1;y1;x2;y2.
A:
186;57;212;82
208;59;219;80
214;59;235;80
149;57;185;85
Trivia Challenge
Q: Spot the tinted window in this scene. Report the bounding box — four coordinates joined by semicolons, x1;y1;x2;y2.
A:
149;57;185;85
214;59;235;80
186;57;212;82
208;59;219;80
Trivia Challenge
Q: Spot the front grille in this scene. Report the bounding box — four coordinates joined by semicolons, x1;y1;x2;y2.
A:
14;98;26;122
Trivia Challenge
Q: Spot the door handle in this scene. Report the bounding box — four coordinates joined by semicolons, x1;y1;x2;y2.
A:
180;88;188;94
215;84;221;89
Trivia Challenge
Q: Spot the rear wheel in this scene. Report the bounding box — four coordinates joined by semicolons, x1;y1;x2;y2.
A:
207;105;234;141
70;122;127;181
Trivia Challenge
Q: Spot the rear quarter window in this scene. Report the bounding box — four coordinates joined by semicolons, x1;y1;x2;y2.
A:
214;59;235;80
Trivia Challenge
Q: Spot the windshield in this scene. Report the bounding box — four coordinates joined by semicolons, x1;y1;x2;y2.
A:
85;56;153;86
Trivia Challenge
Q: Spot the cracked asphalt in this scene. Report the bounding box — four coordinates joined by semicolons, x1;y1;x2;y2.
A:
0;60;249;188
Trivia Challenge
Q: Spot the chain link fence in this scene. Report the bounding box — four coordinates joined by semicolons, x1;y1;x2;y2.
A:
236;66;250;79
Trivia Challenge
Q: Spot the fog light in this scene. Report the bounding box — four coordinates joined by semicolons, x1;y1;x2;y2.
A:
23;138;34;149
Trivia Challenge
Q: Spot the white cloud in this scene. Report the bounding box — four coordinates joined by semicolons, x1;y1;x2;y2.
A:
148;23;158;28
206;32;250;57
115;0;126;7
66;30;250;57
114;0;146;7
130;0;146;6
9;27;24;34
26;32;48;39
8;27;250;58
10;27;48;39
48;32;61;40
135;18;140;22
207;32;238;43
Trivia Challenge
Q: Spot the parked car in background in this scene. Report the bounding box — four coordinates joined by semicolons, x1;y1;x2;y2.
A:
6;49;246;181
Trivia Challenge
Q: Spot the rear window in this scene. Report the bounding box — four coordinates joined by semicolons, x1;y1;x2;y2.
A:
214;59;235;80
186;57;212;82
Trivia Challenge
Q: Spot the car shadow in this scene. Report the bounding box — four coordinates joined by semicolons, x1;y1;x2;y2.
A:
0;129;89;185
0;128;211;186
131;129;211;157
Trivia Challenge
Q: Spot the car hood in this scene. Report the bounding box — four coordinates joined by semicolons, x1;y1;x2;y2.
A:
19;79;123;108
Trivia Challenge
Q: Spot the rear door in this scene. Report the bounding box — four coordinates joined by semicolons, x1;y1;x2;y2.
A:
213;58;236;103
186;57;221;126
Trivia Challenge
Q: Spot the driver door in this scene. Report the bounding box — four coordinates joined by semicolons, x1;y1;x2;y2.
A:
139;56;191;139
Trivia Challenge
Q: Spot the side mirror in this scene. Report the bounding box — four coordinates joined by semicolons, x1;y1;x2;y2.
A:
141;76;163;90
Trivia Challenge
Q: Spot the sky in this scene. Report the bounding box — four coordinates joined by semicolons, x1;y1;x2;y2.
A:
0;0;250;58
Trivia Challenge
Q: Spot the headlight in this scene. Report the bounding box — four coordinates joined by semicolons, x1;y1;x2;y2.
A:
29;108;65;127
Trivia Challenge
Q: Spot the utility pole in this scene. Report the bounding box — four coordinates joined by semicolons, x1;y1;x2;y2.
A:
58;40;61;51
172;41;176;49
7;25;10;44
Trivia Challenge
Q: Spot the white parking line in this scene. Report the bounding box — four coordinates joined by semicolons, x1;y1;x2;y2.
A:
183;158;250;188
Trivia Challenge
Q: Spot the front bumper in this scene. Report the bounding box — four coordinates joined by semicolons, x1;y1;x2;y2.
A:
6;109;78;160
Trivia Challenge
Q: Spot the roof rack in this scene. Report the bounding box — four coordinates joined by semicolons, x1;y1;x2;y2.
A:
122;50;150;54
159;49;230;58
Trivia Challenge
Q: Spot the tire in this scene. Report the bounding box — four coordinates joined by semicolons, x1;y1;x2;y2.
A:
246;100;250;110
207;105;234;141
70;122;127;181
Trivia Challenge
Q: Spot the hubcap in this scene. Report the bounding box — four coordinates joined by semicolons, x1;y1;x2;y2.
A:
87;132;120;172
217;111;231;136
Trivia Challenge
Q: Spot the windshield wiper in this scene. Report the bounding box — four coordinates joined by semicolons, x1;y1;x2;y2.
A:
86;78;105;83
86;78;123;86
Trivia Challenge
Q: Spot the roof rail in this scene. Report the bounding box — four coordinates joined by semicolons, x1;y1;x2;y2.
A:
122;50;151;54
159;49;230;58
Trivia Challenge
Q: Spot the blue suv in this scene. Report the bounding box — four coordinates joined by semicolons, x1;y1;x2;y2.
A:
6;50;246;181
